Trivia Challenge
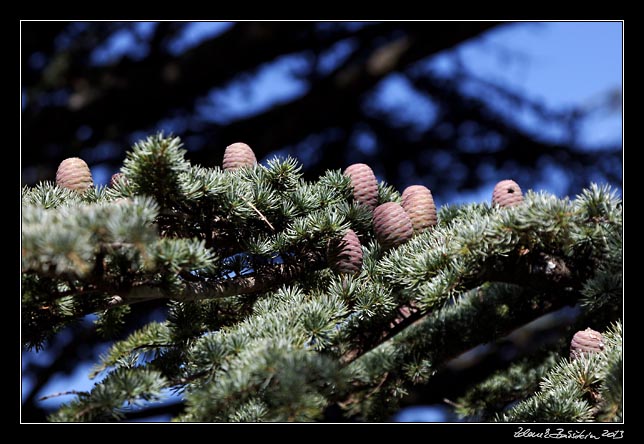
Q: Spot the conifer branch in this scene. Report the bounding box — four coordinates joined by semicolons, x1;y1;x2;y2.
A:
341;252;580;365
22;133;621;422
38;390;84;401
495;323;622;422
239;194;275;231
114;251;327;306
479;252;576;292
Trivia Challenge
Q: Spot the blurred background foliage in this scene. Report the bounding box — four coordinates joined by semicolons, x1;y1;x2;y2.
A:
21;21;622;421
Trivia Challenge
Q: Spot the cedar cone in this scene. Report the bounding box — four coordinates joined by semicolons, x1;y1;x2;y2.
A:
401;185;437;234
222;142;257;171
570;328;605;360
344;163;379;211
110;173;125;188
328;229;363;275
373;202;414;249
55;157;94;192
492;179;523;207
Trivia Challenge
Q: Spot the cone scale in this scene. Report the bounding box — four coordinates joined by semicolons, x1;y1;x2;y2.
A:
55;157;94;192
570;328;605;360
344;163;379;211
222;142;257;171
328;229;363;275
401;185;437;234
492;179;523;207
373;202;413;249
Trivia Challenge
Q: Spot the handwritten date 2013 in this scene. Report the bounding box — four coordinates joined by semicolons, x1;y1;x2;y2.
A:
514;427;624;440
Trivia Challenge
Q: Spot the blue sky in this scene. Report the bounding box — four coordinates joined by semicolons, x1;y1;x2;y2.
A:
23;21;623;422
379;21;622;204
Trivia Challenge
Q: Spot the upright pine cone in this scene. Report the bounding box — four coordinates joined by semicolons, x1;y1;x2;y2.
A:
56;157;94;192
344;163;379;211
492;179;523;207
222;142;257;171
328;229;363;275
401;185;437;234
570;328;605;360
110;173;125;188
373;202;413;249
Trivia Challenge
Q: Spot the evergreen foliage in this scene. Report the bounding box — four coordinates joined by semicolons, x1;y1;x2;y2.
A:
21;133;622;422
496;323;622;422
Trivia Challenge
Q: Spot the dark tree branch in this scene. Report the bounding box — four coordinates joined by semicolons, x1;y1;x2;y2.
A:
34;251;328;321
122;401;186;422
481;252;576;292
363;71;621;192
22;22;403;166
173;252;327;303
333;285;581;417
189;22;500;168
22;325;102;422
398;305;579;410
340;252;581;366
22;299;168;422
22;22;501;186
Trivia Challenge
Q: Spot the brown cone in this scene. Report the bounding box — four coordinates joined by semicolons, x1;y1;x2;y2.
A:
110;173;125;188
373;202;414;249
222;142;257;171
328;229;363;275
56;157;94;192
492;179;523;207
344;163;379;211
401;185;437;234
570;328;605;360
